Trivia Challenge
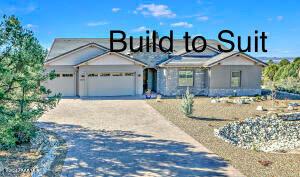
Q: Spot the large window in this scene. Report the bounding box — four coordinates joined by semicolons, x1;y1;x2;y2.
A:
231;71;241;88
178;70;194;87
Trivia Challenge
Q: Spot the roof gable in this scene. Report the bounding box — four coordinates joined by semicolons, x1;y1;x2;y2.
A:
45;44;107;65
76;52;147;67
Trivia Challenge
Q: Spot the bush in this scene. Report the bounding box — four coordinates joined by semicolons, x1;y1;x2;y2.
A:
0;117;36;149
181;88;194;117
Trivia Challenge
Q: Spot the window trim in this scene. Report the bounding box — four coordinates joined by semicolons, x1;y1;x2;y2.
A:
178;70;194;87
230;71;241;88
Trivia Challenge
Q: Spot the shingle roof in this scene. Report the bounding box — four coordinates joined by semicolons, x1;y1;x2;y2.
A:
46;38;222;60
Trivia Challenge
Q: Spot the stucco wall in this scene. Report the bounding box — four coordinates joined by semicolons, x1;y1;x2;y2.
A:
158;67;208;96
209;65;262;89
78;65;143;96
208;65;262;96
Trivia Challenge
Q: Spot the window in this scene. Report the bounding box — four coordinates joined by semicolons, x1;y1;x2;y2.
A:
124;73;135;76
231;71;241;88
88;73;98;77
112;73;123;76
178;70;194;86
55;74;60;77
62;74;73;77
100;73;110;77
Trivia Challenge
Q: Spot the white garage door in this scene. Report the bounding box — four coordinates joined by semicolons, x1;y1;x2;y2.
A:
87;72;136;96
47;73;75;96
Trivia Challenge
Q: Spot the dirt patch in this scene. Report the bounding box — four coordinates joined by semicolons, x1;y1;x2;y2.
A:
147;97;300;177
0;129;67;177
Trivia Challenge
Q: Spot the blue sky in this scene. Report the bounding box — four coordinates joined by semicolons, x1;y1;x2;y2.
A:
0;0;299;57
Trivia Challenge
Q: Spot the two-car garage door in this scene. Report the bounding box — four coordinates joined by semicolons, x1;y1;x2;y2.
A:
87;72;136;96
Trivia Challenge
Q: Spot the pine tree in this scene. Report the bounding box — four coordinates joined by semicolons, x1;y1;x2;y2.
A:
0;15;60;148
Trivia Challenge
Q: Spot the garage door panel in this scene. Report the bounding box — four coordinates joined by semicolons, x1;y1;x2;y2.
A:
87;72;135;96
46;73;75;96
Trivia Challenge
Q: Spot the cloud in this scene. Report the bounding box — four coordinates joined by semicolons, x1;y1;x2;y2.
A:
132;26;150;32
197;16;209;21
112;8;120;13
277;16;284;21
171;22;193;28
4;4;36;14
87;21;109;27
136;4;176;18
25;24;38;29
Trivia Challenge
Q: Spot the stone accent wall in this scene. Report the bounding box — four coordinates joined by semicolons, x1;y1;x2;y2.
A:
158;67;208;96
208;89;261;97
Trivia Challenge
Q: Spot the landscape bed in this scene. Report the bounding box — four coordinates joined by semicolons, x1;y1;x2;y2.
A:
0;128;67;177
147;97;300;177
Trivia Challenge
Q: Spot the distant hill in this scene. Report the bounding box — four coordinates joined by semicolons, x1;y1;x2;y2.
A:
258;57;295;63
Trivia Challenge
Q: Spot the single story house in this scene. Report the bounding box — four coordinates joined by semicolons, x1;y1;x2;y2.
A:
44;38;267;97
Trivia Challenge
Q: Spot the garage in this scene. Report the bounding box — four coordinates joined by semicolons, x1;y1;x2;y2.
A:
46;73;76;96
87;72;136;96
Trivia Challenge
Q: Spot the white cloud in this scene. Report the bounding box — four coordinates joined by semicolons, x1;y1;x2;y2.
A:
87;21;109;27
277;16;284;21
171;22;193;28
112;8;120;13
159;22;164;26
197;16;209;21
25;24;38;29
5;4;36;14
132;26;150;32
136;4;176;18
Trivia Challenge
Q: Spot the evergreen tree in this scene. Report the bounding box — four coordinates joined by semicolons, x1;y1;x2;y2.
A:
0;15;60;148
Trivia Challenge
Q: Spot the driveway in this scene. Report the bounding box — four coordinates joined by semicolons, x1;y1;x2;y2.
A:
38;98;243;177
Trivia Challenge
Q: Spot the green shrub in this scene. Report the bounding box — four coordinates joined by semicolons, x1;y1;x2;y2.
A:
0;117;36;149
181;88;194;117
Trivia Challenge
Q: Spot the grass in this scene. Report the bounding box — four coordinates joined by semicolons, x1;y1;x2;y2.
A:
147;97;300;177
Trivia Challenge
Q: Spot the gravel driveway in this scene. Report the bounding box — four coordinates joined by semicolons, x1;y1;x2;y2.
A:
38;98;243;177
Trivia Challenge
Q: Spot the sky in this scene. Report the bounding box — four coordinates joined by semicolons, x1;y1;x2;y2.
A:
0;0;299;57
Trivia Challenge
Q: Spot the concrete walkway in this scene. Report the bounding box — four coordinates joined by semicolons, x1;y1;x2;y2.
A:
38;98;244;177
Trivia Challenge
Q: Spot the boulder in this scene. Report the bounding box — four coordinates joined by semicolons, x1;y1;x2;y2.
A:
256;106;265;111
288;106;295;111
211;99;219;104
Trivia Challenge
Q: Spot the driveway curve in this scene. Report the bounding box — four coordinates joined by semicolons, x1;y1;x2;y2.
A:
38;98;243;177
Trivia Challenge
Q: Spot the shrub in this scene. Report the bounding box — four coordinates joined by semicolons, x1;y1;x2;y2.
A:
181;88;194;117
0;117;36;149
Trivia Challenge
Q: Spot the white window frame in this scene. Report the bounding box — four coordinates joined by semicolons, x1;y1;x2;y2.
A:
231;71;241;88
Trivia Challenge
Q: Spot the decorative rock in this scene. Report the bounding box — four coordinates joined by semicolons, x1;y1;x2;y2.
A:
256;106;265;111
214;113;300;152
288;102;299;107
267;111;278;118
233;99;246;104
288;106;295;111
211;99;219;104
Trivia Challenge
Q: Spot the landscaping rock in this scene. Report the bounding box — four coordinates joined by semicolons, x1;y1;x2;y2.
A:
211;99;219;104
288;106;295;111
256;106;265;111
233;99;247;104
288;102;299;107
214;114;300;152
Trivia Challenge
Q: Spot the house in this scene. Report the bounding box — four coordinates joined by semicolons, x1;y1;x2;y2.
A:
44;38;267;97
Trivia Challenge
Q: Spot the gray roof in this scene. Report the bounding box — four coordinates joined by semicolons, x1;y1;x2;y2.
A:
46;38;222;60
46;38;267;67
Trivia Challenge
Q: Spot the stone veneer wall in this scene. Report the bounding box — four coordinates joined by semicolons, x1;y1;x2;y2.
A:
158;67;208;96
208;89;261;97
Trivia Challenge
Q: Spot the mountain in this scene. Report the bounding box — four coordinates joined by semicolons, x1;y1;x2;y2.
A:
258;57;295;63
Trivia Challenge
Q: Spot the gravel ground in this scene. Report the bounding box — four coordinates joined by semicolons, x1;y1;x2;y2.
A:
147;97;300;177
